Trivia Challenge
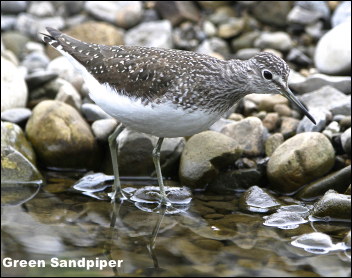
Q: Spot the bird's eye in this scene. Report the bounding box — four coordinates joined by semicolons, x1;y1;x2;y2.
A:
262;70;273;80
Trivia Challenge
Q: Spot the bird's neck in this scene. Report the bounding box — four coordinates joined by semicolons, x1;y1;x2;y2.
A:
218;59;253;101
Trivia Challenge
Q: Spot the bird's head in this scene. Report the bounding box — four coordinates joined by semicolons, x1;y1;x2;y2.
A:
249;52;316;124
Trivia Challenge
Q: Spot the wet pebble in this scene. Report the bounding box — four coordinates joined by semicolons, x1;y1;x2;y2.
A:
297;165;351;200
1;108;32;125
312;190;351;220
239;185;281;213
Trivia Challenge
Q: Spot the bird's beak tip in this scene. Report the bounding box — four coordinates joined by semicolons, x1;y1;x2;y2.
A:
281;88;316;125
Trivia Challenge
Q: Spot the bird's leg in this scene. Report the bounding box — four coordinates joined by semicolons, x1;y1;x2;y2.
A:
108;123;126;202
152;137;169;205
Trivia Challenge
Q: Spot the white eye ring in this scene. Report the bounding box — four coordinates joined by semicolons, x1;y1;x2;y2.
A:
262;70;273;80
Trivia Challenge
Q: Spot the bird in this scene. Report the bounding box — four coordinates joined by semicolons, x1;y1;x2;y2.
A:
41;27;315;206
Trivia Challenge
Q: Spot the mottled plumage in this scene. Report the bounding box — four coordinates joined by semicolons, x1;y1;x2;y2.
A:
42;27;315;204
42;28;293;116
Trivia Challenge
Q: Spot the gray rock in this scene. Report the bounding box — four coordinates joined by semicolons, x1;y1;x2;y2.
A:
322;121;340;140
29;77;75;104
231;31;260;51
196;37;230;58
1;15;17;31
55;80;82;110
288;1;330;25
1;1;28;14
209;118;233;133
286;48;312;67
25;71;58;90
15;13;64;39
1;108;32;124
28;1;55;17
1;31;29;59
47;56;84;87
173;22;203;50
179;131;241;188
125;20;173;49
155;1;200;26
208;6;236;25
340;128;351;156
296;108;329;133
91;119;118;141
305;21;325;39
220;117;266;157
300;86;351;116
289;74;351;95
21;51;50;73
314;20;351;75
235;48;260;60
1;57;28;112
25;100;99;169
85;1;143;29
332;1;351;27
297;166;351;200
265;133;284;157
262;112;280;132
250;1;293;27
273;103;292;117
202;20;216;37
208;168;264;192
267;132;335;193
81;103;113;121
244;94;289;112
117;128;185;177
312;190;351;220
254;32;293;51
239;185;281;213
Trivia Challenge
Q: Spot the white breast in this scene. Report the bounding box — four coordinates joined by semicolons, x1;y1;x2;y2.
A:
90;83;222;137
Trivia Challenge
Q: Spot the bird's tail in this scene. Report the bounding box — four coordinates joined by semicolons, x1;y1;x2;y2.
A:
40;27;63;48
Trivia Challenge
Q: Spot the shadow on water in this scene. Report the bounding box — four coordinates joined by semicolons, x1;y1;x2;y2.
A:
1;171;351;277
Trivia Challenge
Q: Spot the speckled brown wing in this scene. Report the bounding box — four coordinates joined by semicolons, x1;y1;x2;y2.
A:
97;45;177;103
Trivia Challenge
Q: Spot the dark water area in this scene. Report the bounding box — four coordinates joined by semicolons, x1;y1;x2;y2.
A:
1;171;350;277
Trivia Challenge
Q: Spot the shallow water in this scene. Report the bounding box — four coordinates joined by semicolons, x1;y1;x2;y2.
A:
1;171;351;277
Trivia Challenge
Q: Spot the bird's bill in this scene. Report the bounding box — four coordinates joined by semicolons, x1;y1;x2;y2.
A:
281;88;316;125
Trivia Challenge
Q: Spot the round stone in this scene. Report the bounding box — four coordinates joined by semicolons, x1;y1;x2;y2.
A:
267;132;335;193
